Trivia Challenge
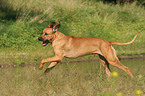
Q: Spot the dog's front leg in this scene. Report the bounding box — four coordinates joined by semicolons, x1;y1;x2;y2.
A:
39;56;62;70
44;62;57;74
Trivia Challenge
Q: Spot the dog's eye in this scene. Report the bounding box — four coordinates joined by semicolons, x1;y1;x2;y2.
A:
45;33;49;35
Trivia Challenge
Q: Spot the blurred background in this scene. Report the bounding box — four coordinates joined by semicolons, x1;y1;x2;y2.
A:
0;0;145;64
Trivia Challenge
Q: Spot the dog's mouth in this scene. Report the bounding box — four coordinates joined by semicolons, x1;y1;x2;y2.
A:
42;40;49;46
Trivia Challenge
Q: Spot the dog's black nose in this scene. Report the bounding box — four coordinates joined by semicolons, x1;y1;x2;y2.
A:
38;37;43;41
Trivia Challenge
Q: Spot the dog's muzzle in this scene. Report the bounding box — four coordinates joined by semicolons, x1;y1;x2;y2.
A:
38;37;49;46
38;37;43;41
42;40;49;46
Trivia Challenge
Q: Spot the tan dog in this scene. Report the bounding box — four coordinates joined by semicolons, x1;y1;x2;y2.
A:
38;21;139;78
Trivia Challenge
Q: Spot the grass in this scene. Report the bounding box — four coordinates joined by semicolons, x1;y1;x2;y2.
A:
0;0;145;65
0;59;144;96
0;1;145;95
0;0;145;56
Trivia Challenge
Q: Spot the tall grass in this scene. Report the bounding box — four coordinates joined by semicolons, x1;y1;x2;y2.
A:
0;59;144;96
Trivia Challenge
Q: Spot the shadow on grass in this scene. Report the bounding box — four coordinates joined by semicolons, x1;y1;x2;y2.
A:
0;0;18;21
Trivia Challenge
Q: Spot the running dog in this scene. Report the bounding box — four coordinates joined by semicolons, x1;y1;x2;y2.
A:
38;21;139;78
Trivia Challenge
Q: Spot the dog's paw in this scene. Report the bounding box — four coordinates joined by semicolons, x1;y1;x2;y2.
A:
44;68;51;74
39;65;43;70
44;66;55;74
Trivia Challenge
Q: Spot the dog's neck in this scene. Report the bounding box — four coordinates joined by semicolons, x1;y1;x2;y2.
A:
52;31;67;43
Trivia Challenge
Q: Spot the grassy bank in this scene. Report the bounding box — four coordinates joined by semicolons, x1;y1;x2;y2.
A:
0;0;145;64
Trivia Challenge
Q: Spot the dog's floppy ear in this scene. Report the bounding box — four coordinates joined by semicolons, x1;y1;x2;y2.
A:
48;21;56;28
52;24;60;32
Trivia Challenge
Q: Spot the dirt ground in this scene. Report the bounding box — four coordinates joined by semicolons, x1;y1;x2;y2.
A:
0;54;145;68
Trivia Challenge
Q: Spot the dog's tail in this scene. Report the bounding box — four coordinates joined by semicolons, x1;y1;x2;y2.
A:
110;32;139;45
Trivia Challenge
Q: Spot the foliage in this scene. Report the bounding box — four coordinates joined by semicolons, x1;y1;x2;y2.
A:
0;0;145;55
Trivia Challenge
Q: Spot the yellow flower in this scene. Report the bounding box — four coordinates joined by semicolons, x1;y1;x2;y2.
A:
15;56;17;59
117;92;123;96
136;90;142;95
112;71;118;77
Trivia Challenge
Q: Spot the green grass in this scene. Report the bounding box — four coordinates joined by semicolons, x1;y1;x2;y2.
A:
0;1;145;95
0;0;145;54
0;59;144;96
0;0;145;65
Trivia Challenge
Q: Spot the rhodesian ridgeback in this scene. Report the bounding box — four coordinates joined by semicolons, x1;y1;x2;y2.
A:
38;21;139;78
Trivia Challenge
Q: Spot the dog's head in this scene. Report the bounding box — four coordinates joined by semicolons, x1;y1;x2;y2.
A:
38;21;60;46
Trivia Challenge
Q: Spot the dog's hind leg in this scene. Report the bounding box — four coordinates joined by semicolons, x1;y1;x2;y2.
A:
104;46;134;78
99;54;112;78
108;59;134;78
44;62;58;74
